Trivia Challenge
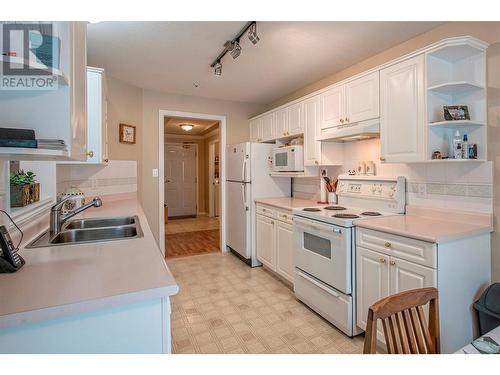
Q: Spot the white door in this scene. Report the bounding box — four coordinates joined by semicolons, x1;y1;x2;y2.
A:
345;71;380;124
276;221;294;283
86;69;102;163
261;113;275;141
256;214;275;270
288;102;304;136
226;181;250;259
356;246;390;333
389;257;437;295
226;143;250;182
274;108;288;138
303;96;321;166
164;144;197;217
249;119;261;142
320;84;345;130
380;55;426;162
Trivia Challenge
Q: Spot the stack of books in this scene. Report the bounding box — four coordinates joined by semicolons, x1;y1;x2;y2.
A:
37;139;67;151
0;127;67;151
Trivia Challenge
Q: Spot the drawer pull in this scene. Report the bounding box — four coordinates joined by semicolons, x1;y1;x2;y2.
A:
379;258;386;264
390;260;396;266
384;242;392;248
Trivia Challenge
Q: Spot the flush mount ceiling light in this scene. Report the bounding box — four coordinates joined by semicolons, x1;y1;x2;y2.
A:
210;22;258;76
180;124;194;132
213;61;222;76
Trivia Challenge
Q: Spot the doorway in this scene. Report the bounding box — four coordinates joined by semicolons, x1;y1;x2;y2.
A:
161;114;223;259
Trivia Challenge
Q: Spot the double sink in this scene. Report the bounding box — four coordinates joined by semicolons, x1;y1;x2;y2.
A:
26;216;144;248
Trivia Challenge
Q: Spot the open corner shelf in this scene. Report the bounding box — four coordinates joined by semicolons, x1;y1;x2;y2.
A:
427;81;484;95
429;120;484;128
0;147;69;161
428;43;485;63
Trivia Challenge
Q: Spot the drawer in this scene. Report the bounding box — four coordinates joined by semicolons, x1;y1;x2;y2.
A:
256;204;275;218
356;228;437;268
275;209;293;224
294;269;353;336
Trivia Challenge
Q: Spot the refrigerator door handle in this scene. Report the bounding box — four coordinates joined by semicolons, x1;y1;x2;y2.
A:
241;183;248;210
241;157;247;182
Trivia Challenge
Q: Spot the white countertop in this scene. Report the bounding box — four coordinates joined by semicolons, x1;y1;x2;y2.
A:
0;195;178;329
255;197;325;211
354;206;493;243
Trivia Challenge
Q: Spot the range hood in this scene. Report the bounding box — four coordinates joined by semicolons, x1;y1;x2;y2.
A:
317;118;380;142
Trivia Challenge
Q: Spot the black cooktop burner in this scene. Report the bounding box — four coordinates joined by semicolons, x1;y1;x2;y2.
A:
303;207;321;212
361;212;382;216
333;213;360;219
324;206;346;211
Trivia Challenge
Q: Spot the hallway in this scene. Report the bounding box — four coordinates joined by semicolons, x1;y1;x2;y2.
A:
166;216;220;258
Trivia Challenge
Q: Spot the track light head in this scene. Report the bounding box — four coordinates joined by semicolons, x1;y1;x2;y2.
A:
230;40;241;59
213;61;222;76
248;22;259;45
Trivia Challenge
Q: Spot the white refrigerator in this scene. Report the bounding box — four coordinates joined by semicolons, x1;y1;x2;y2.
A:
226;142;291;267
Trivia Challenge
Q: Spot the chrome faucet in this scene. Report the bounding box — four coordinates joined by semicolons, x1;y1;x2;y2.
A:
50;196;103;235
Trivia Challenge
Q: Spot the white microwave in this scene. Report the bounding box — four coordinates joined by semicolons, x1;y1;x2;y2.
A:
272;145;304;172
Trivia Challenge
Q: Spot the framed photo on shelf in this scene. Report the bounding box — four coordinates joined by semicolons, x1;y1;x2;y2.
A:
119;123;136;144
443;105;470;121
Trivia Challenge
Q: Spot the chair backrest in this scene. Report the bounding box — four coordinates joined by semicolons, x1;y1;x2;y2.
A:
363;287;440;354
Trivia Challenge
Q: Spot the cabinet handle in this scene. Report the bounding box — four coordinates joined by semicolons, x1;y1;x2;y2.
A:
379;258;386;263
345;118;349;123
390;260;396;266
104;158;109;163
340;119;344;124
384;242;392;248
380;157;386;162
87;150;94;158
271;220;275;225
315;161;319;165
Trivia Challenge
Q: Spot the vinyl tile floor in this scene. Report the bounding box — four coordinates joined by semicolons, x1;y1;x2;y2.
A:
167;252;364;354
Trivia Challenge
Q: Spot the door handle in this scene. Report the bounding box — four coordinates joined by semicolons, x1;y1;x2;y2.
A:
241;157;247;182
241;183;247;209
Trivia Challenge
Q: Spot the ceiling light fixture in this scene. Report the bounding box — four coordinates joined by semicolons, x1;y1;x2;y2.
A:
247;22;259;45
210;21;258;76
213;61;222;76
180;124;194;132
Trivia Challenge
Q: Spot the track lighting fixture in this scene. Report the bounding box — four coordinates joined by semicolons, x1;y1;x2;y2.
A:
247;22;259;45
213;61;222;76
210;21;259;76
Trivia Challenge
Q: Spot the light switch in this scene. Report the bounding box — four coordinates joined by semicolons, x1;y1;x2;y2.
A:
152;168;159;177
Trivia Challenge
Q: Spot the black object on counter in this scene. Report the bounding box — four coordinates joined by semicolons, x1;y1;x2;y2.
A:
474;283;500;335
0;127;35;140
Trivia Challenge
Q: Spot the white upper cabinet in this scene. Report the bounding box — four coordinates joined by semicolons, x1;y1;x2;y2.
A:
260;113;275;141
250;118;261;142
287;102;304;136
274;108;288;138
345;71;379;124
380;55;426;163
303;96;321;166
320;84;345;130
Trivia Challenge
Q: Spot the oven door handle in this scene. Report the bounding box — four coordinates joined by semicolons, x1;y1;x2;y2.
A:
297;270;340;298
294;217;342;234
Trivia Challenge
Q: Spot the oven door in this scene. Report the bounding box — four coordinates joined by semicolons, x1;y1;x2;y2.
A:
294;216;352;294
273;149;291;171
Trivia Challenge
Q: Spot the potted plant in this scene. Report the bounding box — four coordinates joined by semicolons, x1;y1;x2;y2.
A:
10;170;40;207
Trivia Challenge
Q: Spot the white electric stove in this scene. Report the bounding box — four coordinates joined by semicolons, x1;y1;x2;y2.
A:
292;174;406;337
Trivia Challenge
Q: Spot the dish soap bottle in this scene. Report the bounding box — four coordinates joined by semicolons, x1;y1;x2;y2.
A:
462;134;469;159
453;130;462;159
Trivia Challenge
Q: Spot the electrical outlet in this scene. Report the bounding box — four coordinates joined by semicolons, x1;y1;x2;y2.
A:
152;168;159;177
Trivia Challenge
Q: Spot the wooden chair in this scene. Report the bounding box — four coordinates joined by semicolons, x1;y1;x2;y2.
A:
363;287;440;354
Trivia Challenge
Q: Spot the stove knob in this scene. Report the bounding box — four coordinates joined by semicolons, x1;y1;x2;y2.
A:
389;190;395;198
370;184;376;193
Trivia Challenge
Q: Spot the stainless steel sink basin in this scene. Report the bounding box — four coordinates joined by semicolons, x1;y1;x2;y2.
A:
26;216;143;248
50;226;139;244
63;216;136;230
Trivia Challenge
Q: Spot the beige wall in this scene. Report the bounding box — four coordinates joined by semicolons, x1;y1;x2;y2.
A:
106;76;143;161
141;89;265;243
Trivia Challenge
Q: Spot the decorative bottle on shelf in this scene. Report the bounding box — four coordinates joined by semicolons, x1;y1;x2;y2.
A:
462;134;469;159
453;130;463;159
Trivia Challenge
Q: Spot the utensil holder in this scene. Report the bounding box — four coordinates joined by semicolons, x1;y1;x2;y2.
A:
328;192;337;204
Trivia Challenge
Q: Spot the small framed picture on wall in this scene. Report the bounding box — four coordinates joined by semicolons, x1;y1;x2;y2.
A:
119;123;136;144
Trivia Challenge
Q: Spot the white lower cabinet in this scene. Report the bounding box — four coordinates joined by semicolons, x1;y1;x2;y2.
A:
255;204;295;283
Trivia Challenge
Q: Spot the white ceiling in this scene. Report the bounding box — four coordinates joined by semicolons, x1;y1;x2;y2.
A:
87;22;442;104
164;117;218;136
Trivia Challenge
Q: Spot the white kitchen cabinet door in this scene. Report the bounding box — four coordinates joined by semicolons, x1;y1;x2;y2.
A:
345;71;380;124
256;214;276;270
261;113;275;141
249;119;261;142
303;96;321;166
320;84;345;130
356;246;390;332
380;55;426;163
275;221;294;283
389;257;437;295
288;102;304;136
274;108;288;138
86;67;108;163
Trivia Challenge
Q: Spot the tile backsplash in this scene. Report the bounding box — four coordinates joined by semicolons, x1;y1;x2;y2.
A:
292;138;493;213
57;160;137;198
